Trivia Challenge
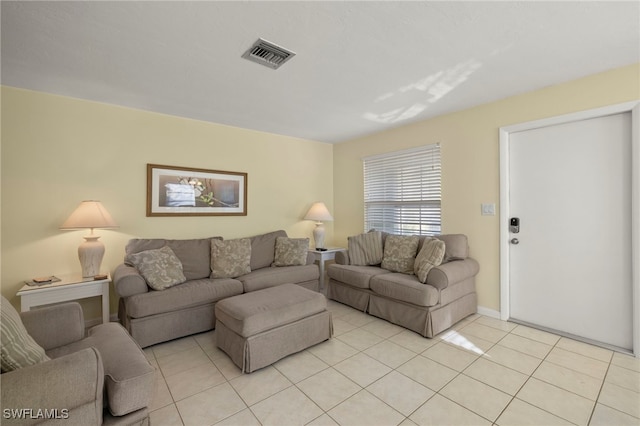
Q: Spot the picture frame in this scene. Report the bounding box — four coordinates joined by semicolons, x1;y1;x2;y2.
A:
147;164;247;216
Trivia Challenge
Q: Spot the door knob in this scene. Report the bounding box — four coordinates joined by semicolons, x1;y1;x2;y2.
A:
510;238;519;245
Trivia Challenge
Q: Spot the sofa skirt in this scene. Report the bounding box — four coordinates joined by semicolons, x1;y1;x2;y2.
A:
121;299;216;348
429;292;477;336
103;407;149;426
368;292;477;338
327;279;370;312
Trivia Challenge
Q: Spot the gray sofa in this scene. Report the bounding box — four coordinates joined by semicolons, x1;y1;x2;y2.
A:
327;233;479;337
113;230;320;348
1;298;154;425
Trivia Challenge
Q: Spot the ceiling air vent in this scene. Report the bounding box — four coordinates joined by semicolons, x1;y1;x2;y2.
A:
241;38;295;70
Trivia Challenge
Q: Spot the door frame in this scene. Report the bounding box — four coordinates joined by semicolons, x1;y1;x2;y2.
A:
499;101;640;356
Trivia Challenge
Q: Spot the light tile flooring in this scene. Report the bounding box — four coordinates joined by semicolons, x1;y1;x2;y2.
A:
145;300;640;426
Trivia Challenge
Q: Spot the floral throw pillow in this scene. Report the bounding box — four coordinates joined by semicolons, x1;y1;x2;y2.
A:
125;246;186;291
273;237;309;266
381;235;420;274
211;238;252;279
414;238;446;283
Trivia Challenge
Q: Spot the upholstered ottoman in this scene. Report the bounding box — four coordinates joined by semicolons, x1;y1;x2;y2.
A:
215;283;333;373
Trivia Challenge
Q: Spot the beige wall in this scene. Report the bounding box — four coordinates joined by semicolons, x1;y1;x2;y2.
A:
1;87;334;317
2;63;638;320
333;63;640;313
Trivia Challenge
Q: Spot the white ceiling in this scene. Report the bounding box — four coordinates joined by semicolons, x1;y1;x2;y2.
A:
2;1;639;143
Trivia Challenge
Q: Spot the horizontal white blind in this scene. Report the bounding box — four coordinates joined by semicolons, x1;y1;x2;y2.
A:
364;144;441;236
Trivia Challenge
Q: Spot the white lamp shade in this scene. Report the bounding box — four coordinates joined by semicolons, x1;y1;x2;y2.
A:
304;202;333;222
60;201;118;230
61;201;118;277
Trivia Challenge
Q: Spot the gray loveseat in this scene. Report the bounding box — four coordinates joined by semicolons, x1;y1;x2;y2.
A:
327;233;479;338
113;230;320;348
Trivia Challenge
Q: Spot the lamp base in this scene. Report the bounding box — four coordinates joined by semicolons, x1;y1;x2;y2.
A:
313;222;326;250
78;235;105;278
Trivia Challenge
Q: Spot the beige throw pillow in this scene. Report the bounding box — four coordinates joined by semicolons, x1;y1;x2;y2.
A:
381;235;420;274
126;246;186;290
211;238;252;278
1;296;50;372
414;238;446;283
348;231;384;266
273;237;309;266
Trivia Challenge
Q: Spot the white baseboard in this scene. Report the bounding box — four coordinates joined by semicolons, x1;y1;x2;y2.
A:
477;306;501;319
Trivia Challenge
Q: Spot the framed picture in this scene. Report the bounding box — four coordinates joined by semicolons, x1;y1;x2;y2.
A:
147;164;247;216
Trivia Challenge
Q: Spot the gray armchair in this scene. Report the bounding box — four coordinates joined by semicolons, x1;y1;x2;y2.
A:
1;298;155;425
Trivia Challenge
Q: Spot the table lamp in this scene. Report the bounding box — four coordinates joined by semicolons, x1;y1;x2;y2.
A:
304;202;333;250
60;200;119;277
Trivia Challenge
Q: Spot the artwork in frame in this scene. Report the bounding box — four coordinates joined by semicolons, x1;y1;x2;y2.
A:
147;164;247;216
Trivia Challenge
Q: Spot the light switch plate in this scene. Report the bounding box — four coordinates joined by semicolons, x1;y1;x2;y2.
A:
481;203;496;216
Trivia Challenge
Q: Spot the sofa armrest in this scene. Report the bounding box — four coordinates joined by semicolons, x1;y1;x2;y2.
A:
113;264;149;298
427;258;480;291
335;250;350;265
0;348;104;424
21;302;85;350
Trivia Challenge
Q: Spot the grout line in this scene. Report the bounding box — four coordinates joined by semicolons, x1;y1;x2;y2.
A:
457;319;513;424
147;308;632;426
587;356;613;426
506;331;564;424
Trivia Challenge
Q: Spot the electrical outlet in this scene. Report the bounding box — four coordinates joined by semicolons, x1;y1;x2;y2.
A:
481;203;496;216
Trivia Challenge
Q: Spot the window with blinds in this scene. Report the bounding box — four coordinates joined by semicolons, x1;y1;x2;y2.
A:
363;144;441;236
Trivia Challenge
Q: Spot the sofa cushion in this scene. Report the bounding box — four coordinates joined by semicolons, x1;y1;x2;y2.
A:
273;237;309;266
239;265;319;293
414;238;446;283
125;237;222;280
348;231;384;266
125;246;186;291
327;264;391;289
166;238;220;280
47;322;155;417
370;273;439;307
211;238;252;278
124;278;244;318
215;284;326;337
381;235;419;274
435;234;469;262
1;296;50;372
250;230;287;270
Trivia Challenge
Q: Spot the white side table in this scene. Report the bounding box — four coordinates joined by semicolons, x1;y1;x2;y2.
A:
309;248;346;291
17;274;111;324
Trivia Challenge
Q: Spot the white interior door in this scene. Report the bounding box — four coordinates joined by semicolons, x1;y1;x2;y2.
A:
507;112;633;351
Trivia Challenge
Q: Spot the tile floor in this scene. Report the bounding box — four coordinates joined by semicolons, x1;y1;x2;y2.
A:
145;300;640;426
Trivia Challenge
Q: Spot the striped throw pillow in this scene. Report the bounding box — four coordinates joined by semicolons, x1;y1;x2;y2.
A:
348;231;384;266
1;296;50;372
414;238;446;283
